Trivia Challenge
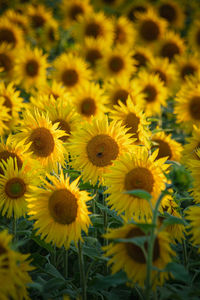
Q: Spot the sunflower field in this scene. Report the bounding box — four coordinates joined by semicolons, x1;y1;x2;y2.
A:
1;0;200;299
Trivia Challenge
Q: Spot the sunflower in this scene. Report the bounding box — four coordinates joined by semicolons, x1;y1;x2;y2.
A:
14;45;48;91
104;147;168;220
175;52;200;85
26;3;53;31
186;205;200;253
113;16;136;50
175;83;200;131
109;96;151;147
51;52;91;92
0;99;10;136
135;71;168;116
4;9;30;35
97;46;136;80
135;8;167;45
94;0;123;10
0;43;15;82
60;0;93;29
188;20;200;52
68;116;135;186
133;45;153;70
0;18;24;49
0;157;40;219
79;37;105;73
124;0;150;23
73;11;114;46
181;126;200;165
156;0;185;29
0;230;33;300
159;193;185;243
157;31;186;62
0;82;24;132
187;149;200;203
15;109;67;172
27;171;91;249
147;56;177;93
103;223;175;287
72;81;108;121
104;76;145;109
151;131;183;162
39;18;59;51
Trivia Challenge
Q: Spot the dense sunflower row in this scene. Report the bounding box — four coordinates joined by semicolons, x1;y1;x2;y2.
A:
0;0;200;299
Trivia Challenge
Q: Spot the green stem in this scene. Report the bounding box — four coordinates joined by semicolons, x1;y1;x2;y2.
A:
145;192;165;300
12;218;17;243
64;249;68;278
78;241;87;300
182;239;188;270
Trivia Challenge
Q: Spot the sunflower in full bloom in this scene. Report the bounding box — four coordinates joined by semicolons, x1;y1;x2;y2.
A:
14;45;48;91
0;230;33;300
73;11;114;46
39;18;59;51
113;16;136;50
181;126;200;166
135;8;167;46
156;0;185;29
175;52;200;85
147;56;177;93
157;31;186;62
104;147;168;220
0;157;40;219
104;76;145;109
0;18;24;49
186;205;200;253
60;0;93;29
124;0;150;23
109;97;151;147
4;9;30;35
0;82;24;132
51;52;91;92
27;171;92;249
0;43;15;82
26;4;53;32
68;116;135;186
0;100;10;136
97;46;136;80
188;20;200;52
103;223;175;287
72;82;108;121
175;83;200;131
159;193;185;243
15;109;67;172
151;131;183;162
133;45;153;70
135;71;168;116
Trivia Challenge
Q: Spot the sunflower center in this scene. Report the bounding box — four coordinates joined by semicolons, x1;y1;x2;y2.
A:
181;64;196;80
53;119;70;142
85;22;102;38
5;177;26;199
128;6;147;22
140;20;160;42
113;89;129;105
109;56;124;73
48;189;78;225
31;15;45;28
29;127;55;157
87;134;119;167
69;4;84;21
124;167;154;194
161;42;180;61
0;244;6;255
81;97;96;116
86;49;102;66
25;59;39;77
0;28;16;45
189;96;200;120
126;228;160;264
196;30;200;46
115;25;126;44
0;151;23;174
143;85;157;102
154;69;167;84
152;139;172;159
124;113;140;140
159;4;177;23
0;53;12;72
62;69;79;87
134;53;148;68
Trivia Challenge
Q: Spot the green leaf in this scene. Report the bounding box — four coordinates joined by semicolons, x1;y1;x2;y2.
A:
165;263;191;283
163;213;188;226
124;189;152;201
31;235;54;253
44;263;65;280
115;236;148;248
90;271;128;291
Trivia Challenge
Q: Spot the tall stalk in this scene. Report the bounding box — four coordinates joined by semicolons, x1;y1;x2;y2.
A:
78;240;87;300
